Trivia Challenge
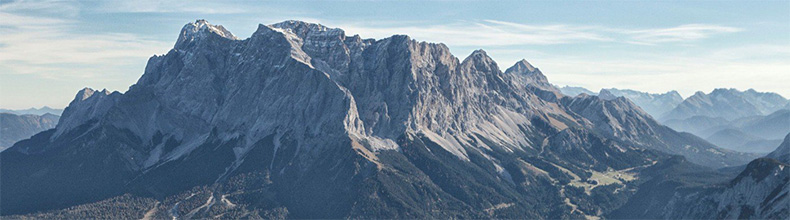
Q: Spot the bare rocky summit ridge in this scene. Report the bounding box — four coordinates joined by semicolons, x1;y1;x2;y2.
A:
0;20;766;219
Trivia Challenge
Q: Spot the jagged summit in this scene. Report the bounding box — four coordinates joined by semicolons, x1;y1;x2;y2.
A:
506;59;538;74
1;19;762;218
271;20;345;37
54;87;120;139
73;87;109;102
38;19;756;168
175;19;238;48
464;49;494;62
461;49;501;75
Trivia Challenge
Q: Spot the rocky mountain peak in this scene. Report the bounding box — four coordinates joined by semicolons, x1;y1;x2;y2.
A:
505;59;554;92
1;19;767;218
711;88;737;94
175;19;238;49
692;91;707;97
72;87;111;103
666;90;682;99
271;20;345;39
462;49;498;72
506;59;538;74
53;88;121;139
598;89;617;100
74;87;97;101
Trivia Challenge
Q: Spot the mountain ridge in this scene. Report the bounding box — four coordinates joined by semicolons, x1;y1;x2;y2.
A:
0;19;761;218
0;106;63;116
662;88;789;121
0;113;59;151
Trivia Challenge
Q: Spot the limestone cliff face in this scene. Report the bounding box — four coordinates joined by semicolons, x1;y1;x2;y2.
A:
0;20;761;218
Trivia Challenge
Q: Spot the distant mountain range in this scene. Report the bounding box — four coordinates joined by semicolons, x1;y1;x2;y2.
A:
558;85;596;97
0;113;59;151
0;106;63;116
1;20;784;219
662;89;789;153
559;86;790;153
662;88;788;122
664;109;790;153
598;88;683;118
558;87;684;118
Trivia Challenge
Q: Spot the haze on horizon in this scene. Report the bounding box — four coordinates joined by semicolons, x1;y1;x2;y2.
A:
1;0;788;109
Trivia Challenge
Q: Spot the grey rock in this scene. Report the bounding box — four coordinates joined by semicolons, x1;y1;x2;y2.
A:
0;19;764;219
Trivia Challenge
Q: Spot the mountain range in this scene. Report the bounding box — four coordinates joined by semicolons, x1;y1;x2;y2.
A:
662;89;790;153
558;85;596;97
0;106;63;116
0;113;59;151
1;20;783;219
598;88;683;118
557;87;684;119
559;86;790;153
662;88;789;122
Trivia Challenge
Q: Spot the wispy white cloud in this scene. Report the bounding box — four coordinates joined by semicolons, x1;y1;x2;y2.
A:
624;24;742;45
0;2;170;80
0;0;79;17
340;20;614;46
336;20;741;48
90;0;250;14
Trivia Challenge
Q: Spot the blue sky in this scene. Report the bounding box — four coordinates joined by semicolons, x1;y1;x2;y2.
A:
1;0;789;109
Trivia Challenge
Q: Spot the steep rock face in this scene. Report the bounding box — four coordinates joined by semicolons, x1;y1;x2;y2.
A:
663;88;789;121
0;20;757;218
52;88;121;139
0;113;59;150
